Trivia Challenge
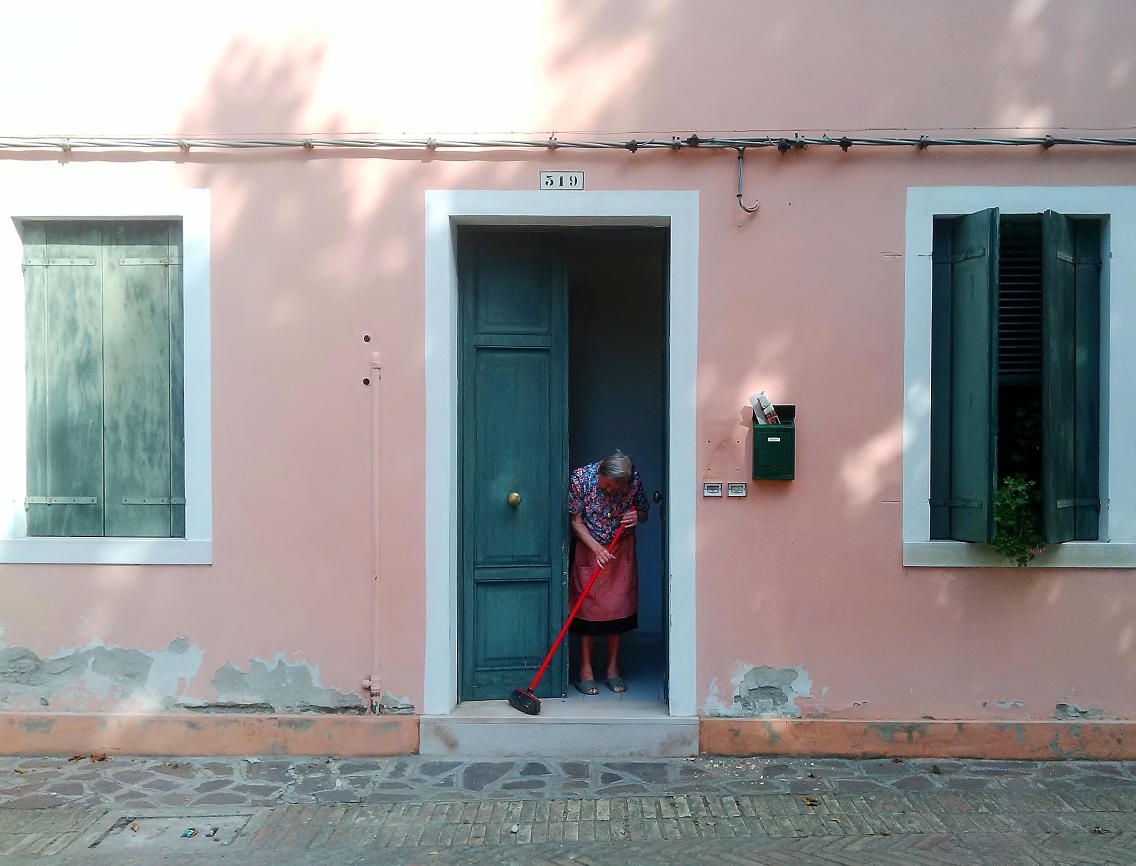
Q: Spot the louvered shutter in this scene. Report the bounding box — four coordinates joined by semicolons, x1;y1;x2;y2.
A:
997;220;1043;385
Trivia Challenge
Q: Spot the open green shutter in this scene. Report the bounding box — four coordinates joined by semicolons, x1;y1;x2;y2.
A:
22;222;105;536
947;209;999;543
1041;212;1100;543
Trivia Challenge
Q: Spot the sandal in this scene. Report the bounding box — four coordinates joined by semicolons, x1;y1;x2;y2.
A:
575;680;599;695
607;677;627;693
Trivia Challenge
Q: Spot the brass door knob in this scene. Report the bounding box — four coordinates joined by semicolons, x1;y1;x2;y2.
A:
507;491;522;507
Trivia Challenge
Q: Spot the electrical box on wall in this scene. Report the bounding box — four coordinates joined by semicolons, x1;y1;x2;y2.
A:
753;405;796;480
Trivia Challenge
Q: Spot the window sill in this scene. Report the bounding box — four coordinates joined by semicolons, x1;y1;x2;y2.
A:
0;538;211;565
903;541;1136;568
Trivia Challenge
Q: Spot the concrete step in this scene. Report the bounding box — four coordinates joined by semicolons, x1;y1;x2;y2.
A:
420;700;698;758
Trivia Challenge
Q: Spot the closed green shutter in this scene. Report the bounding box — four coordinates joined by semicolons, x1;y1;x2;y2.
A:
168;223;186;539
947;209;999;543
21;220;184;539
1041;212;1100;543
22;222;106;536
102;222;184;538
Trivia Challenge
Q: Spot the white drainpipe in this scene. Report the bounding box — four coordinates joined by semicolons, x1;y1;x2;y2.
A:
362;350;384;710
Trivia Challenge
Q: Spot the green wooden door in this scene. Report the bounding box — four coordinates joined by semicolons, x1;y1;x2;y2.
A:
459;232;569;702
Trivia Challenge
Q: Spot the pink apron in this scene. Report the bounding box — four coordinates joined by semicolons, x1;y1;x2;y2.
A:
569;531;638;624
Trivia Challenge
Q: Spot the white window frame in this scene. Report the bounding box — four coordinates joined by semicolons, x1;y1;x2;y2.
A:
903;186;1136;568
0;188;211;565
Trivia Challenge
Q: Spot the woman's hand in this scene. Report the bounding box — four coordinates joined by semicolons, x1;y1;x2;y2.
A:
619;510;641;529
594;545;616;568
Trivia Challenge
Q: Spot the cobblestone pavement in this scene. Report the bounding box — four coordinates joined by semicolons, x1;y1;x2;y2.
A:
4;754;1135;809
0;755;1135;863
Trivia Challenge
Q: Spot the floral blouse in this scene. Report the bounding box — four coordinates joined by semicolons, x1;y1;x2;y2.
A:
567;462;649;545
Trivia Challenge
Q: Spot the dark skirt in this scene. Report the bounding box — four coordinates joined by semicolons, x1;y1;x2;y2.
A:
570;613;638;635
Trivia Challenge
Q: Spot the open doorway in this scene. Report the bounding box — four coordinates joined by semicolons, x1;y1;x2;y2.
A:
565;227;668;703
453;225;668;706
424;189;699;721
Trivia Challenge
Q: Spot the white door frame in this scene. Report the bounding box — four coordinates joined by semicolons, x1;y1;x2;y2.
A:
423;190;699;717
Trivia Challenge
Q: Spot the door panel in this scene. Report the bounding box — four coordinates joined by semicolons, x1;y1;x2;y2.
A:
474;582;551;672
473;349;552;565
459;233;568;701
475;254;554;335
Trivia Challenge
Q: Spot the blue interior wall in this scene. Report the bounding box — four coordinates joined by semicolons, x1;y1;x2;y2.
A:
567;229;666;639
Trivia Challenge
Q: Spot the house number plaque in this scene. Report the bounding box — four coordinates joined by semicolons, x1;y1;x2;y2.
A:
540;171;584;190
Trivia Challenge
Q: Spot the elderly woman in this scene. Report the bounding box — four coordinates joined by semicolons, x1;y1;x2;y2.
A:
567;453;649;695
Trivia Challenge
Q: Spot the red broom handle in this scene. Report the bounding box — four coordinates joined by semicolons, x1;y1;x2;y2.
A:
526;522;627;692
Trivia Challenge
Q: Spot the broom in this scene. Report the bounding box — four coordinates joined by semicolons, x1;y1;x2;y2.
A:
507;522;627;715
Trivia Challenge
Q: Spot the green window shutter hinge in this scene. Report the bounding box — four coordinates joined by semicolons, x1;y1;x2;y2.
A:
949;249;987;264
122;497;186;505
25;496;98;506
22;257;96;267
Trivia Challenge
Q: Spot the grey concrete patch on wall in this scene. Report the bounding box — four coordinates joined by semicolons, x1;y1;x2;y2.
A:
703;664;813;718
734;665;812;717
1054;703;1105;720
378;692;415;715
210;658;365;713
0;637;203;711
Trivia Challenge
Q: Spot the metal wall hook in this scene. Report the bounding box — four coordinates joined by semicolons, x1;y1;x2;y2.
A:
735;148;760;213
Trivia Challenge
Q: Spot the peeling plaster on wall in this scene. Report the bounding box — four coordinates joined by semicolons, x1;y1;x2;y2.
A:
994;700;1026;709
377;692;415;715
210;656;364;713
704;677;726;715
703;664;813;718
0;637;203;711
1054;703;1105;720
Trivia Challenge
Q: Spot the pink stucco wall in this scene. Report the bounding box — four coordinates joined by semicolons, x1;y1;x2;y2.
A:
2;1;1135;724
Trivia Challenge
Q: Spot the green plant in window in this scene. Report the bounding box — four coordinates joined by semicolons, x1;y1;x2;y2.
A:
1006;397;1041;476
991;474;1044;566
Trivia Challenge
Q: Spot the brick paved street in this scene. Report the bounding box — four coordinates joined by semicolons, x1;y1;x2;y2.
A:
1;755;1135;863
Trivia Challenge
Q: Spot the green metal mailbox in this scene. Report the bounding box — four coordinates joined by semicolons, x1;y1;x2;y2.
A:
752;405;795;480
